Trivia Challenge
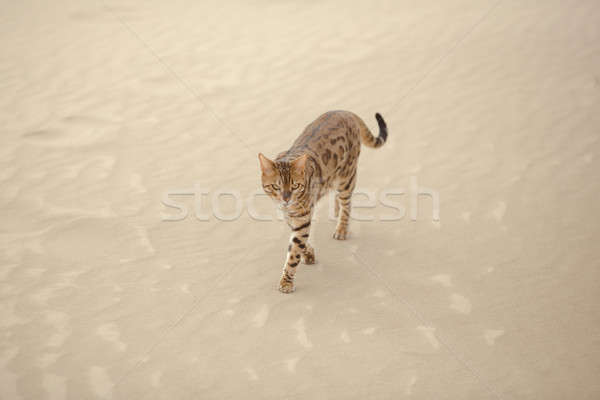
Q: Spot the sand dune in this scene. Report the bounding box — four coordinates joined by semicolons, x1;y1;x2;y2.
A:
1;0;599;399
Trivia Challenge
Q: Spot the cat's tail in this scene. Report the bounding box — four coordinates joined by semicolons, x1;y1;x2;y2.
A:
358;113;388;148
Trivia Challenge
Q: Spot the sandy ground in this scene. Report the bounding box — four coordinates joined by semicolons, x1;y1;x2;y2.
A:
1;0;600;399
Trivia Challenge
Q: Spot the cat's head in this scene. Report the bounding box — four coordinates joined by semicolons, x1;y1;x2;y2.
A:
258;153;307;208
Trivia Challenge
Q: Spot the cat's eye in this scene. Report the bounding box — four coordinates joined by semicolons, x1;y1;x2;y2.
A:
291;183;301;190
271;184;280;191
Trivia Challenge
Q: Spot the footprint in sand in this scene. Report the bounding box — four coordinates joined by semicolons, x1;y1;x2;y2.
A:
151;371;162;388
449;293;472;314
129;173;147;194
490;201;507;222
245;367;259;381
340;330;351;343
293;318;312;349
223;309;235;317
180;284;191;294
361;327;377;335
135;226;155;255
285;357;299;373
484;329;504;345
417;326;440;350
431;274;452;287
405;375;418;395
461;211;471;222
96;323;126;352
252;304;269;328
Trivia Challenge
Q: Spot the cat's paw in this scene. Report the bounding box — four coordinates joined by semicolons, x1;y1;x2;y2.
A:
302;248;316;264
278;278;295;293
333;229;349;240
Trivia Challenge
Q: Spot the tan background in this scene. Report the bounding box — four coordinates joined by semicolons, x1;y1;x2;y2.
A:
1;0;599;399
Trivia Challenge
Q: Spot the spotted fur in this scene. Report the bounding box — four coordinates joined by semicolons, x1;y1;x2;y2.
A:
258;110;388;293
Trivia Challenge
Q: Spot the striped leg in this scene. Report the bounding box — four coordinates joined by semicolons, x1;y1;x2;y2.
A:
333;175;356;240
279;214;314;293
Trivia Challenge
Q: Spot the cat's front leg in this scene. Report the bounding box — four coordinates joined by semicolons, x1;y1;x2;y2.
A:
278;237;302;293
279;215;314;293
292;218;315;265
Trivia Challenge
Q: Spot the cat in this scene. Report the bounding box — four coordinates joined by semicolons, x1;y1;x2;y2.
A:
258;110;388;293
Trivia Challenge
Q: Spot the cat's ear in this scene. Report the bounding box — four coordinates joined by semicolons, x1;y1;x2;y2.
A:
258;153;276;176
291;154;308;174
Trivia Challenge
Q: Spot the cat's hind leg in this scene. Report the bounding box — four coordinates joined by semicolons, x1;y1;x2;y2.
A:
333;172;356;240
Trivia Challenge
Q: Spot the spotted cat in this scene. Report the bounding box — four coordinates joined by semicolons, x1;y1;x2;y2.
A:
258;110;388;293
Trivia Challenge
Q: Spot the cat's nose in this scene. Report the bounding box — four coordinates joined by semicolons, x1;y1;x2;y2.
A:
282;191;292;202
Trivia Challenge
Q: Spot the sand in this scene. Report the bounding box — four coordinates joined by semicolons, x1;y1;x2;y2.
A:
1;0;599;399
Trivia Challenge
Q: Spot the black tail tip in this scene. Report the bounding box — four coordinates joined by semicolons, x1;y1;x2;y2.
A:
375;113;387;142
